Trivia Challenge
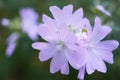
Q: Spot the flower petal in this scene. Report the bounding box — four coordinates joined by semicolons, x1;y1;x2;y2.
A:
49;6;62;21
38;24;57;42
42;14;55;25
92;17;112;42
65;47;85;69
97;40;119;51
73;8;83;19
50;52;69;75
86;49;107;74
32;42;49;50
71;8;84;28
78;66;85;80
39;44;56;61
57;24;77;44
6;43;16;57
50;5;73;24
94;47;114;64
62;5;73;24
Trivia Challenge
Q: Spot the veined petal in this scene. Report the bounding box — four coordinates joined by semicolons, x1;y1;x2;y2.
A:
32;42;49;50
62;5;73;24
49;6;62;21
93;57;107;73
39;44;56;61
50;52;69;75
71;8;84;28
42;14;54;24
97;40;119;51
92;17;112;42
86;48;107;74
90;49;107;73
85;51;95;74
60;55;69;75
38;24;57;42
73;8;83;19
94;47;114;64
78;66;85;80
86;62;95;74
65;47;85;69
57;24;77;44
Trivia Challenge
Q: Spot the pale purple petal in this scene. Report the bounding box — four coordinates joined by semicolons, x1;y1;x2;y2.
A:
49;6;62;21
62;5;73;24
38;24;57;42
71;8;84;28
39;46;55;62
86;61;95;74
6;33;19;43
92;50;107;73
85;51;95;74
92;17;112;42
42;14;55;24
78;66;85;80
32;42;49;50
92;57;107;73
94;47;114;64
57;24;77;44
96;5;112;17
97;40;119;51
20;8;38;21
73;8;83;20
6;33;19;57
20;8;39;40
6;43;16;57
50;53;69;74
65;47;85;69
50;5;73;25
86;49;107;74
60;55;69;75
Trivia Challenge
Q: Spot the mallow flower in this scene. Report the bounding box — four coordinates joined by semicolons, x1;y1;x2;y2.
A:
6;33;19;57
77;17;119;80
20;8;39;40
32;22;85;75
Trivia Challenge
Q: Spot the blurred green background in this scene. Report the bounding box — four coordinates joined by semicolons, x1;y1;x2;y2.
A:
0;0;120;80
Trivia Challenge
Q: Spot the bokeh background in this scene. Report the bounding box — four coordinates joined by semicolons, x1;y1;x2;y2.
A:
0;0;120;80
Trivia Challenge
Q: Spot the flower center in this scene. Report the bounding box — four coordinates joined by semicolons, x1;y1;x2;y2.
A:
69;25;88;41
56;40;65;52
69;25;76;33
75;28;88;40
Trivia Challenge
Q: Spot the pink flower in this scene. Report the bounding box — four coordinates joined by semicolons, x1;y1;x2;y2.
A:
20;8;39;40
78;17;119;80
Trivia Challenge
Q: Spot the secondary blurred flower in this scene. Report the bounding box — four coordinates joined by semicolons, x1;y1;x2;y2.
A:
78;17;119;80
32;23;85;75
96;5;111;17
1;18;10;27
20;8;39;40
6;33;19;57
